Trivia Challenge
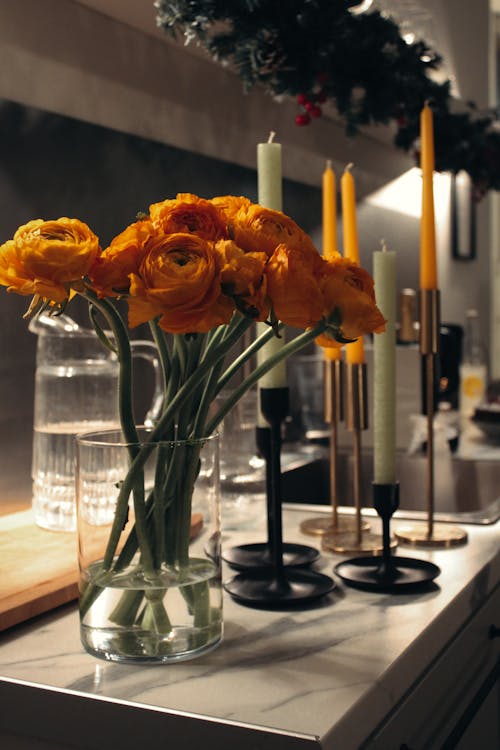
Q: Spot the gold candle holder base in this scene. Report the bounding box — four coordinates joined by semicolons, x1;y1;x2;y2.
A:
300;514;370;537
322;529;397;557
394;524;468;548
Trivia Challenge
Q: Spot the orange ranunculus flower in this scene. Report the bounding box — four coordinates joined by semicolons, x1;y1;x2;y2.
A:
265;244;325;329
215;239;269;321
89;219;154;297
211;195;252;225
0;218;99;302
149;193;227;241
231;204;317;258
127;232;234;333
316;257;386;347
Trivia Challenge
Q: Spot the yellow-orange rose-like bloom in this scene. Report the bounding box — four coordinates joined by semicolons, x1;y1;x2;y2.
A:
231;204;317;258
316;257;386;348
149;193;227;241
211;195;252;225
0;218;99;302
89;219;154;298
215;239;269;321
128;232;234;333
265;244;325;329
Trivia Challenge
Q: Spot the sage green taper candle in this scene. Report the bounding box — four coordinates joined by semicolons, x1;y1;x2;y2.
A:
373;243;397;483
256;132;286;426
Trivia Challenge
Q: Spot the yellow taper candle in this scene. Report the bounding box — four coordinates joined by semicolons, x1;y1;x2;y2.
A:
341;163;364;364
341;163;360;264
420;104;438;290
322;159;338;260
256;132;287;403
373;242;397;484
323;159;342;362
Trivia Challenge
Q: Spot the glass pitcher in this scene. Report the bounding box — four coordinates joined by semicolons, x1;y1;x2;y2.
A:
29;313;163;531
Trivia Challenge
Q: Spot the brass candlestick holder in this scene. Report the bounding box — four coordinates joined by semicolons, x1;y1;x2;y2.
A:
300;360;370;537
395;289;467;548
322;363;393;555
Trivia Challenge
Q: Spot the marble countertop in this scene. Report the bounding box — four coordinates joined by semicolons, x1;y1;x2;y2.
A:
0;504;499;750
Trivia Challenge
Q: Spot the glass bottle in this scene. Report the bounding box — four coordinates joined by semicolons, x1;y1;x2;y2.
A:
459;309;487;419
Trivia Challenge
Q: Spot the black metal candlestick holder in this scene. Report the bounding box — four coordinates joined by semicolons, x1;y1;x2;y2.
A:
224;387;335;607
395;290;467;548
334;482;440;591
300;359;370;537
322;363;387;555
222;389;320;571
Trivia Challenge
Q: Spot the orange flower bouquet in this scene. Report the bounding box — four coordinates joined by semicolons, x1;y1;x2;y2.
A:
0;193;384;662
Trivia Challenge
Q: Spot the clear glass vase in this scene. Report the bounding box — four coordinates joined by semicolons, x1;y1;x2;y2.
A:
76;429;222;663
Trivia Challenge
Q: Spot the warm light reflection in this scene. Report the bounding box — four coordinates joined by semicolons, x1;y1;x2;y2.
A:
366;168;450;219
349;0;374;14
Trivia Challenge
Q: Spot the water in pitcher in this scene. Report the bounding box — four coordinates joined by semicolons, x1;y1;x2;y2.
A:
32;360;120;531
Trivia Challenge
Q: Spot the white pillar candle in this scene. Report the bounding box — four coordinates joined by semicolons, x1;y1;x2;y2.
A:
256;132;287;398
373;243;397;484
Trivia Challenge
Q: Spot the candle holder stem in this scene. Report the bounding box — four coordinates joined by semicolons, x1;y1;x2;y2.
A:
395;289;467;548
353;427;362;546
329;419;339;529
322;363;381;555
300;359;368;537
266;400;286;576
327;359;342;529
224;388;335;608
425;352;435;540
223;392;320;572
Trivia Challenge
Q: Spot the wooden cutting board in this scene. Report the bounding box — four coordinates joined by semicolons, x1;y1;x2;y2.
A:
0;509;203;632
0;510;80;632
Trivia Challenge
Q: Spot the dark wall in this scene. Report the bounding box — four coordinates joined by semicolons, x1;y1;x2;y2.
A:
0;100;321;504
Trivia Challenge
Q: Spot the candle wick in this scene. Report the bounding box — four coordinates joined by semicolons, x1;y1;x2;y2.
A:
268;131;276;144
381;238;388;252
345;162;354;173
326;158;332;169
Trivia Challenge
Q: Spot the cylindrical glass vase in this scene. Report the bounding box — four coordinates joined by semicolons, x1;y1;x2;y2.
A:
76;429;222;664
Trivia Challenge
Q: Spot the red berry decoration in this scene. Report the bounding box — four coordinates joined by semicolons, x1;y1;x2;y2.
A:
310;105;322;118
304;100;316;112
295;113;311;126
316;90;327;103
296;93;309;106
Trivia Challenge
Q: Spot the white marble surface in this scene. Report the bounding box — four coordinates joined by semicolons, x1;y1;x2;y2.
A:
0;505;498;749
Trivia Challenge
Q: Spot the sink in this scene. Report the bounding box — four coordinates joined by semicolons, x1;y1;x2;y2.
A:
280;447;500;525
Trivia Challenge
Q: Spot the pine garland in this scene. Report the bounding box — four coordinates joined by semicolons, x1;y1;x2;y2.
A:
156;0;500;198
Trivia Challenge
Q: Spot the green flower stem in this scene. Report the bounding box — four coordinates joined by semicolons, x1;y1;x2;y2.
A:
113;488;156;572
80;290;154;574
215;321;283;395
176;335;204;437
173;333;188;382
109;589;144;626
152;445;168;567
206;318;329;435
143;589;172;633
175;443;201;565
79;578;107;617
100;315;254;570
149;319;171;394
191;357;225;439
192;580;210;629
82;291;137;443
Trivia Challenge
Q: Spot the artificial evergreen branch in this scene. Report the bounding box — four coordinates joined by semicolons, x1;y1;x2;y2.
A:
156;0;500;197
